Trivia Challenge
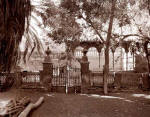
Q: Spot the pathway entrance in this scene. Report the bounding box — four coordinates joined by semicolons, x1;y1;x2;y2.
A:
52;66;81;93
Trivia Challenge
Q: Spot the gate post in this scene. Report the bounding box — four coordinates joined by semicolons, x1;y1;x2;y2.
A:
15;72;22;88
41;47;53;91
80;48;90;93
14;66;22;88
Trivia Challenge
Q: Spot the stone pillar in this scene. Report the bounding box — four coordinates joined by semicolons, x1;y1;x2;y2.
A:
41;47;53;91
15;72;22;88
80;48;90;93
14;66;22;88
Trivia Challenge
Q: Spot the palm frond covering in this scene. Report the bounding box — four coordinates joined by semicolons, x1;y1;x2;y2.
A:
0;0;31;72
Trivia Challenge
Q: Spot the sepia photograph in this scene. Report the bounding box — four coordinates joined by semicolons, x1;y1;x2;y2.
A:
0;0;150;117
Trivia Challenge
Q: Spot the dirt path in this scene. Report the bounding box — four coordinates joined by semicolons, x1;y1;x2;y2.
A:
29;93;150;117
1;89;150;117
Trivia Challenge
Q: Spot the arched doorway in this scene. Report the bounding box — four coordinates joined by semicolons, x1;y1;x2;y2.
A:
87;47;100;71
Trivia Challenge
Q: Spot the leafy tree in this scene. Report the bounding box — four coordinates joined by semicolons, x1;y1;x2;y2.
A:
43;0;136;94
122;0;150;73
31;0;150;93
0;0;50;72
135;54;148;73
0;0;32;72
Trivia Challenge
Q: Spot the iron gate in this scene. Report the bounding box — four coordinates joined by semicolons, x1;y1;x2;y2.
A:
52;66;81;93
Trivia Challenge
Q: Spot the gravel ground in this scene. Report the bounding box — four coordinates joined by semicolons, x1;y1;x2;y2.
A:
0;89;150;117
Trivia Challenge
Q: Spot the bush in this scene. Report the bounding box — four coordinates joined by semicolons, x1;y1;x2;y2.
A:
134;55;148;73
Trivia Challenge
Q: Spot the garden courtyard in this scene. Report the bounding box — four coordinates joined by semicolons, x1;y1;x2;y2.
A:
1;89;150;117
1;0;150;117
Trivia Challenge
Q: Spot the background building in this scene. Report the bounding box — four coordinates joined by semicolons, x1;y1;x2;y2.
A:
19;46;135;72
74;47;134;71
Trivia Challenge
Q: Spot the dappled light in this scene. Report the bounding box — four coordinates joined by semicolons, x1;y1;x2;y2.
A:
132;94;150;99
80;94;134;103
0;100;10;116
0;100;10;108
45;94;54;97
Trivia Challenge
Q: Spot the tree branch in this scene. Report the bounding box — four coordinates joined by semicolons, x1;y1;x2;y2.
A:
81;16;105;43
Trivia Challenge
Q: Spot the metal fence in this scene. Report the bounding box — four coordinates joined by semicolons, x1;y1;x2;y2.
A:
120;72;141;88
90;72;115;86
90;71;144;89
21;72;40;88
0;73;15;91
52;66;81;87
0;70;148;91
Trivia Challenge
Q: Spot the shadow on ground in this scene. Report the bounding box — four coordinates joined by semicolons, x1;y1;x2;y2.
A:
1;89;150;117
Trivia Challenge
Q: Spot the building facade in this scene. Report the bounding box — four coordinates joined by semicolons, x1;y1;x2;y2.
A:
74;47;134;71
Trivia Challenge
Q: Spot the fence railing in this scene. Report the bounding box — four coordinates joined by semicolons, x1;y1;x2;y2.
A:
0;71;148;90
21;72;40;88
0;73;15;90
52;66;81;87
90;72;115;86
120;72;142;88
90;71;146;89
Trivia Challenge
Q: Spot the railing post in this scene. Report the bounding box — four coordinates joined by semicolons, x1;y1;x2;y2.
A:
15;72;22;88
80;48;90;93
41;47;53;92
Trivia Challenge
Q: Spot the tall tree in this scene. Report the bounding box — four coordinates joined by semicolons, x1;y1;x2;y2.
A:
43;0;150;93
0;0;32;72
104;0;116;94
44;0;133;94
0;0;51;72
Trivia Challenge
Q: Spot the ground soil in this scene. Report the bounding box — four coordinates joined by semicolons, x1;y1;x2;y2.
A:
0;89;150;117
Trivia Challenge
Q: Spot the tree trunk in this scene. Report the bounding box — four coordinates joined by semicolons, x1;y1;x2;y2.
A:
113;52;115;71
126;52;128;71
18;97;44;117
104;0;116;94
99;52;101;69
